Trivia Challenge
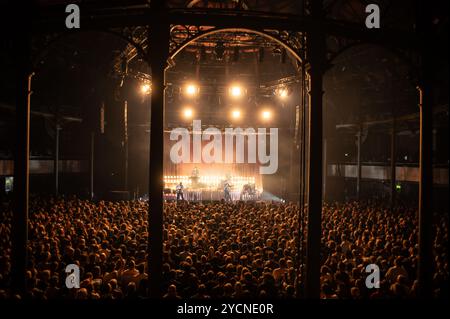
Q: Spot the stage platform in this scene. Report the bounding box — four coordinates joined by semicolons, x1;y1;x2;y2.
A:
164;190;260;201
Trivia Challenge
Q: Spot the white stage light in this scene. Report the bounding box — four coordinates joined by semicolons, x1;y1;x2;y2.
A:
184;84;199;97
183;108;194;119
229;85;244;98
141;83;151;94
231;109;241;119
261;110;272;120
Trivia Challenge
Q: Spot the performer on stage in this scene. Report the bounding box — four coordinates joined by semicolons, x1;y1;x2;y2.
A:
240;183;256;200
176;182;184;202
224;181;232;202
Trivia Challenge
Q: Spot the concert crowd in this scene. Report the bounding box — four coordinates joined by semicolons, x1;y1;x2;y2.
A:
0;197;448;299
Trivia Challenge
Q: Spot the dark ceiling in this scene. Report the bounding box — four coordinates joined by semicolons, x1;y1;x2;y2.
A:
0;0;447;158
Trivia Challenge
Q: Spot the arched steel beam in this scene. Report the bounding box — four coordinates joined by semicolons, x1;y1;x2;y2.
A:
168;26;304;63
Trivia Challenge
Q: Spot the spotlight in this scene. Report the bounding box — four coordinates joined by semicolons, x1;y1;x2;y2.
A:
261;110;272;121
229;85;244;98
231;109;241;120
141;83;151;95
183;107;194;119
184;84;199;97
275;86;290;99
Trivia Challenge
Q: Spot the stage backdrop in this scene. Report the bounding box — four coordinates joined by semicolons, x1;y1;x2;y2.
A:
163;131;263;192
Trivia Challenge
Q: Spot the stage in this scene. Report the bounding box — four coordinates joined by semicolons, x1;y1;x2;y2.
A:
163;189;261;202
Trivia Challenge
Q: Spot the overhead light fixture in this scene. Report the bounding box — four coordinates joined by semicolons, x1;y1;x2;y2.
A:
275;86;290;99
261;110;272;121
229;84;244;98
231;109;241;120
141;83;151;95
183;107;194;119
184;83;199;97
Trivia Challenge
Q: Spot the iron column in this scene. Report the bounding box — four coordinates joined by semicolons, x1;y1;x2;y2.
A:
147;1;169;298
305;0;326;299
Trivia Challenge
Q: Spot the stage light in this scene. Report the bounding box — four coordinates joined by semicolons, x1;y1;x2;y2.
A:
183;107;194;119
261;110;272;121
229;85;244;98
231;109;241;119
141;83;151;95
184;84;199;97
275;87;289;99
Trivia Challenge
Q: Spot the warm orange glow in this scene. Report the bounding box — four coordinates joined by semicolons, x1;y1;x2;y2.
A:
277;87;289;98
184;84;199;97
229;85;243;98
183;108;194;119
261;110;272;120
141;83;151;94
231;109;241;119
